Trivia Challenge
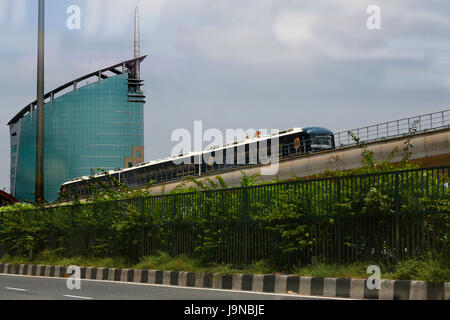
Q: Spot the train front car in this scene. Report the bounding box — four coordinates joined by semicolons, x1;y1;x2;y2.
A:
301;127;335;153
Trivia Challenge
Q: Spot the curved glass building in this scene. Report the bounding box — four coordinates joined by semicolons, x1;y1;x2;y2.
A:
8;56;147;202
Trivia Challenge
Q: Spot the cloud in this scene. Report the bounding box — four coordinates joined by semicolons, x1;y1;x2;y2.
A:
11;0;26;27
81;0;166;39
0;0;27;28
1;0;450;192
0;0;7;24
273;12;316;48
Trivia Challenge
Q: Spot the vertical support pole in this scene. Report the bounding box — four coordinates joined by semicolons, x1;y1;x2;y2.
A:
204;192;211;262
93;203;97;256
16;211;20;257
71;206;75;258
35;0;45;204
337;178;342;264
172;195;177;257
113;209;117;258
394;172;400;262
0;212;3;257
243;187;249;265
49;207;53;250
141;197;145;258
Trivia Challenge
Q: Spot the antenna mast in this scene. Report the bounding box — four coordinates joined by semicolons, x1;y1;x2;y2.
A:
134;6;141;81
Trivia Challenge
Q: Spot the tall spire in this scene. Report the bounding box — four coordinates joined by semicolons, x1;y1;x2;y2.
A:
134;6;140;80
134;6;140;59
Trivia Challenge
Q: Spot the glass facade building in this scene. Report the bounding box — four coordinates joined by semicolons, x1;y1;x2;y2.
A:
8;57;146;202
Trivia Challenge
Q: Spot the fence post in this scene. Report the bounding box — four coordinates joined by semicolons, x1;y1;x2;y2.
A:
205;192;212;262
141;197;145;258
0;212;3;257
113;207;117;258
71;206;75;258
243;187;249;265
337;178;342;265
171;194;177;257
49;207;54;251
16;210;20;257
394;172;400;261
92;203;97;256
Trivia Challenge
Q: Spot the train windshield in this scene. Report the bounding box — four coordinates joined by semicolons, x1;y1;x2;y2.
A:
309;135;334;149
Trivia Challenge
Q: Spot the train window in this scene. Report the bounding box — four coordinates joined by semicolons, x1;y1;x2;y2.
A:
248;143;257;164
244;145;249;164
257;140;271;161
310;135;334;149
236;146;245;165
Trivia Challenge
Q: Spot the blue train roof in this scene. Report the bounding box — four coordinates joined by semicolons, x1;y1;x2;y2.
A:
302;127;334;135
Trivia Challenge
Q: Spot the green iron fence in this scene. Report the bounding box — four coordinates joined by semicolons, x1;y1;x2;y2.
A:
0;166;449;267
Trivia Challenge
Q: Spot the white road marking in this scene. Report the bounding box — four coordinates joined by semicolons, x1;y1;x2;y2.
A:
5;287;27;292
63;294;93;300
0;273;355;300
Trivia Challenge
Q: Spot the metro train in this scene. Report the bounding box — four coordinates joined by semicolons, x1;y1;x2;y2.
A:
60;127;335;198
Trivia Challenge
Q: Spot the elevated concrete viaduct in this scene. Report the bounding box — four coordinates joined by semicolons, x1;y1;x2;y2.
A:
148;127;449;194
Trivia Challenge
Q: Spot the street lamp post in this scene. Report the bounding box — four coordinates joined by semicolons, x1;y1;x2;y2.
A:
35;0;45;204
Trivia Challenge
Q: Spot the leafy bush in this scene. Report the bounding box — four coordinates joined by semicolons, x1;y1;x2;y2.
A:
0;128;448;270
0;203;34;213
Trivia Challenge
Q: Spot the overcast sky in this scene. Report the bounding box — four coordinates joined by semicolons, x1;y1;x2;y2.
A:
0;0;449;192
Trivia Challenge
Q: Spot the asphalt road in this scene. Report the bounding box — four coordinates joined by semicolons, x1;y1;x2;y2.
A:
0;274;346;300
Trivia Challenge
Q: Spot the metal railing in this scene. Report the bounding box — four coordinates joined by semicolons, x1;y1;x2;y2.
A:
334;109;450;147
0;166;448;266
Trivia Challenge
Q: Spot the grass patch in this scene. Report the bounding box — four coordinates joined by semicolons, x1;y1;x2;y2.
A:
0;249;130;269
135;252;199;272
294;255;450;283
1;251;448;283
294;261;371;279
384;256;450;283
134;253;277;275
